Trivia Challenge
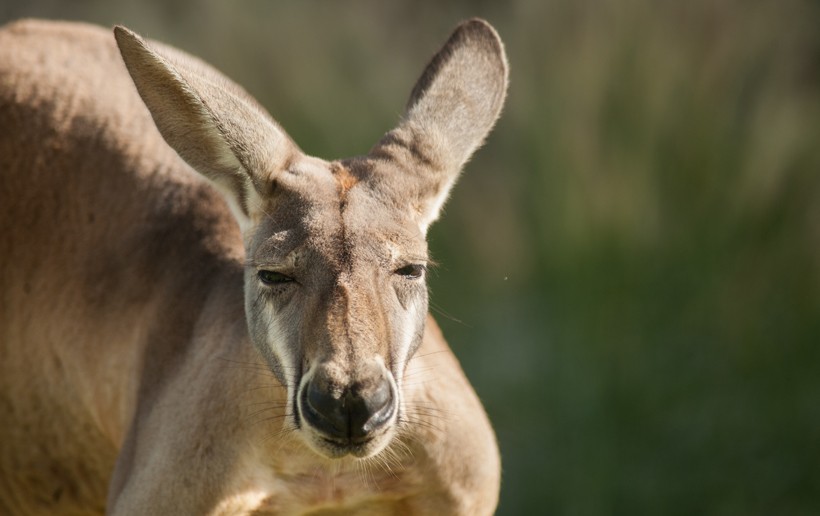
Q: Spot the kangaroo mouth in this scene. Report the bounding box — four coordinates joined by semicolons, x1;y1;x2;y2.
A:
318;436;377;458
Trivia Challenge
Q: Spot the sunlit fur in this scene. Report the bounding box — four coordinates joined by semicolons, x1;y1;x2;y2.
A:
0;17;506;514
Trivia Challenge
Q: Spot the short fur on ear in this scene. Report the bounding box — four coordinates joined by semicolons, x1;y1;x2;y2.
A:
370;18;509;232
114;26;299;230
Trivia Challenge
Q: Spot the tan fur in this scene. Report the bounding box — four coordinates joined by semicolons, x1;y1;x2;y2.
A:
0;17;508;515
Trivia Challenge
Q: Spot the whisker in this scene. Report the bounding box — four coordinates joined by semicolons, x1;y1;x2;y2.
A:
261;424;296;445
399;414;446;435
355;457;372;489
240;399;290;408
246;412;293;428
368;455;395;485
402;406;448;420
401;366;438;379
409;349;451;361
243;405;289;421
389;437;415;464
238;384;289;397
217;357;269;368
429;300;465;326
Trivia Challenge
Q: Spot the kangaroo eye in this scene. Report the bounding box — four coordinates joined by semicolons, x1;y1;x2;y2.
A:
395;264;425;279
258;270;293;285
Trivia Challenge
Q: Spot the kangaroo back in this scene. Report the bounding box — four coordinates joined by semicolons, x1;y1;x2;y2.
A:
0;19;241;513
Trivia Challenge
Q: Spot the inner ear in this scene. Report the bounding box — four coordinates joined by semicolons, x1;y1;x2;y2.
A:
368;18;509;233
114;25;300;231
404;19;509;167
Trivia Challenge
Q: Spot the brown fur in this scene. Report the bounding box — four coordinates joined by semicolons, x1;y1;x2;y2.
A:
0;17;508;515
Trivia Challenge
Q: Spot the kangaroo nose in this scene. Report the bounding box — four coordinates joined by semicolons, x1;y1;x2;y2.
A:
303;376;394;442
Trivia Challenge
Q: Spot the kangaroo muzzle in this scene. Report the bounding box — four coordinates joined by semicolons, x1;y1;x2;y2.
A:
301;371;395;444
297;359;399;457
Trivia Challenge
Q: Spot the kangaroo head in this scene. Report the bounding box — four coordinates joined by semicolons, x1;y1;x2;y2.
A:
115;19;508;459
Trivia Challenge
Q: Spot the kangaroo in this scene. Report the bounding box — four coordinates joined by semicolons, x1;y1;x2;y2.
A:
0;17;507;515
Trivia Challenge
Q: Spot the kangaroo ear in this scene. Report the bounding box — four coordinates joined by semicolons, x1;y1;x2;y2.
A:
369;18;508;233
114;26;300;231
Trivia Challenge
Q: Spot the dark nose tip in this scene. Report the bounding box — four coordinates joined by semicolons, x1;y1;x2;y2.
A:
302;377;394;442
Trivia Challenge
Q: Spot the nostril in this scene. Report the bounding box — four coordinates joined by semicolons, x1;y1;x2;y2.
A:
349;379;395;439
305;380;347;438
366;378;392;416
306;380;332;416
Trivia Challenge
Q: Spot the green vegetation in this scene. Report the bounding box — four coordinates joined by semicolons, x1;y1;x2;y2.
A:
4;0;819;513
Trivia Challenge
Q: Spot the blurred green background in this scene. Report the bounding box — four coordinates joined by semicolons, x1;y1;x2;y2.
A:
3;0;819;514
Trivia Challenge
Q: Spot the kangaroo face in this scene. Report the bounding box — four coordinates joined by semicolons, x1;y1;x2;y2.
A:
243;157;429;457
116;18;507;460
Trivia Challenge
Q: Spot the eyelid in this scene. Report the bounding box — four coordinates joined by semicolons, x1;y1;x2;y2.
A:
248;260;294;272
407;257;437;270
257;269;296;287
396;254;429;266
246;247;299;271
394;263;427;279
